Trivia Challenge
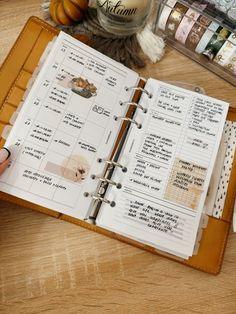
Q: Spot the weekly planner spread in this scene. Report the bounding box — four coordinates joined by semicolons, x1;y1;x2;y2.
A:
0;31;229;259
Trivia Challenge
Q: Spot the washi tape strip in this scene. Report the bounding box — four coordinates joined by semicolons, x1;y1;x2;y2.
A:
203;26;231;60
214;33;236;66
185;15;211;50
158;0;178;31
165;2;188;37
195;21;219;54
175;2;207;45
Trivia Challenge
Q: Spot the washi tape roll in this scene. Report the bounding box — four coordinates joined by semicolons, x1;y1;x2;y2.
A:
214;33;236;66
195;21;219;54
225;50;236;74
175;2;207;45
185;15;211;50
203;26;231;60
158;0;178;31
165;2;188;37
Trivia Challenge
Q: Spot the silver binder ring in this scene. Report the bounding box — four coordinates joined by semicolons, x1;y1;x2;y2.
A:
84;192;116;207
97;158;127;172
125;86;152;98
119;101;147;113
114;115;142;129
91;174;122;189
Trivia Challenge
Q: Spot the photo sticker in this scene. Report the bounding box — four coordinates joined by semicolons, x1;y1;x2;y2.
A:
69;77;97;99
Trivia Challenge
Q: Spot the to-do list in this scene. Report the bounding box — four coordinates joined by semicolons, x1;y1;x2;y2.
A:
97;79;228;258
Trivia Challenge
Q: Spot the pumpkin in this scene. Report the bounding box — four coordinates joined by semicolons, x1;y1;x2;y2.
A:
50;0;89;25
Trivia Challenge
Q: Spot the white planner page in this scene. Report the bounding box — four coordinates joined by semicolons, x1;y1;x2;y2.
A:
97;79;229;258
0;32;139;219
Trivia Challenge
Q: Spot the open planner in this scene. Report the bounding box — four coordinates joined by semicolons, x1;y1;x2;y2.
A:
0;17;235;273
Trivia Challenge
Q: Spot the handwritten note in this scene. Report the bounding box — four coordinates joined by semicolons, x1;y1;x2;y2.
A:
97;79;228;258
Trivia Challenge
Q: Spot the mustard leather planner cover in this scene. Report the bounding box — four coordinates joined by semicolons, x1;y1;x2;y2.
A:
0;16;235;274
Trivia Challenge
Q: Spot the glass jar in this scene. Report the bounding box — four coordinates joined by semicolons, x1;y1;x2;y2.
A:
96;0;152;36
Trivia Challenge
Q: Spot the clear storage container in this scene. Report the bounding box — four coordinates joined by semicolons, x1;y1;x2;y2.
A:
155;0;236;86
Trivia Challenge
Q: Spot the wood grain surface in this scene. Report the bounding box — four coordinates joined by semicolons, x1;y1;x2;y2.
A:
0;1;236;313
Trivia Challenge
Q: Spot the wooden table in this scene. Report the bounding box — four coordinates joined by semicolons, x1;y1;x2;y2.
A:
0;1;236;313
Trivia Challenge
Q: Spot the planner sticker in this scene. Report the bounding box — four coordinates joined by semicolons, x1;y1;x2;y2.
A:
164;158;206;209
69;77;97;98
44;154;90;183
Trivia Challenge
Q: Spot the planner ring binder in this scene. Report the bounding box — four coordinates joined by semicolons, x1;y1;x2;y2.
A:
119;101;148;113
97;158;128;173
91;174;122;189
84;158;126;219
86;83;152;219
114;116;142;129
84;192;116;207
125;86;153;98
